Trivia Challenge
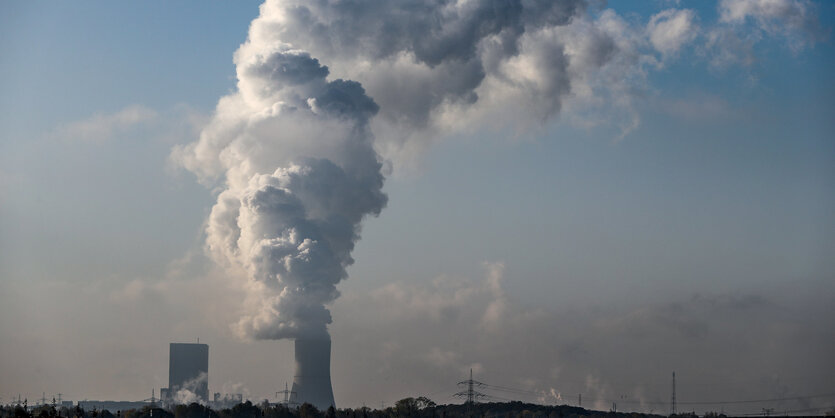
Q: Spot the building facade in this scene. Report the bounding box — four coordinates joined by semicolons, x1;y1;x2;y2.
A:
166;342;209;403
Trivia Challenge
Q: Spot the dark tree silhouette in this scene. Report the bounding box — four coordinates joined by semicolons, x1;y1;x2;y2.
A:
2;400;666;418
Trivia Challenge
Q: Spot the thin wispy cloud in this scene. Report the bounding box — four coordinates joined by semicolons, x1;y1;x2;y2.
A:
51;105;157;142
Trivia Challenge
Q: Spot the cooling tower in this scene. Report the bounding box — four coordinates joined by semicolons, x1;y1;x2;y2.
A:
291;335;335;410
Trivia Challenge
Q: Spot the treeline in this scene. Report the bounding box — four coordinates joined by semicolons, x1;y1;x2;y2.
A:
1;398;667;418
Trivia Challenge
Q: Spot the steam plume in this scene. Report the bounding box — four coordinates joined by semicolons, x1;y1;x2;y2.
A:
174;0;613;339
175;28;386;339
173;372;209;405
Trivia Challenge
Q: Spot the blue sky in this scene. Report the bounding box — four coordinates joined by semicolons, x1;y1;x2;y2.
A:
1;0;834;414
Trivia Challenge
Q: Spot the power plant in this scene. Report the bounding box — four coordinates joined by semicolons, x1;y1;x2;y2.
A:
153;339;336;410
290;335;335;410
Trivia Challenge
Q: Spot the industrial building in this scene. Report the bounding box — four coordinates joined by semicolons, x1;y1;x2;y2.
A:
162;342;209;404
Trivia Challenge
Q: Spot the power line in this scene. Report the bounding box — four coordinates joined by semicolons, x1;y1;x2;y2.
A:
463;380;835;408
742;406;834;416
481;384;541;396
481;394;515;403
451;371;835;413
554;391;835;407
677;392;835;405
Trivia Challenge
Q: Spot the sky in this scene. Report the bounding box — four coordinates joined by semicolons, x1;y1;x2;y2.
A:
0;0;834;415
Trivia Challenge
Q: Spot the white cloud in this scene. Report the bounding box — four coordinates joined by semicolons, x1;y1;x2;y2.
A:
369;262;507;327
701;0;822;72
704;26;758;69
647;9;699;56
53;104;157;142
228;0;715;166
718;0;822;51
721;0;812;27
549;9;651;139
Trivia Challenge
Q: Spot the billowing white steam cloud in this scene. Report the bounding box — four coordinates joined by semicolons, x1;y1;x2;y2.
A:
174;25;386;339
173;372;209;405
174;0;819;340
173;0;595;341
247;0;593;153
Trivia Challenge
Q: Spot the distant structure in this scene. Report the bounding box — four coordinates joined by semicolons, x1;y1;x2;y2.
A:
276;382;297;407
163;342;209;404
455;369;487;404
670;371;677;416
212;393;244;409
144;389;158;407
77;400;149;412
291;336;335;410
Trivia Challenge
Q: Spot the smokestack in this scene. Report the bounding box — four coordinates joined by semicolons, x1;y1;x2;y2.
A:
291;335;335;410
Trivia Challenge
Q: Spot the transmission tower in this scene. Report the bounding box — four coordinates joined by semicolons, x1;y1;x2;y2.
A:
455;369;488;404
276;382;298;407
670;372;677;416
141;389;157;407
454;368;488;417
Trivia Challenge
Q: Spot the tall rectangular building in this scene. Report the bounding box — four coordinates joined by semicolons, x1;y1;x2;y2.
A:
168;343;209;403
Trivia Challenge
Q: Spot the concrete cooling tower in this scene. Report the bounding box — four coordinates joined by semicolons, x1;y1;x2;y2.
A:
291;335;335;410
